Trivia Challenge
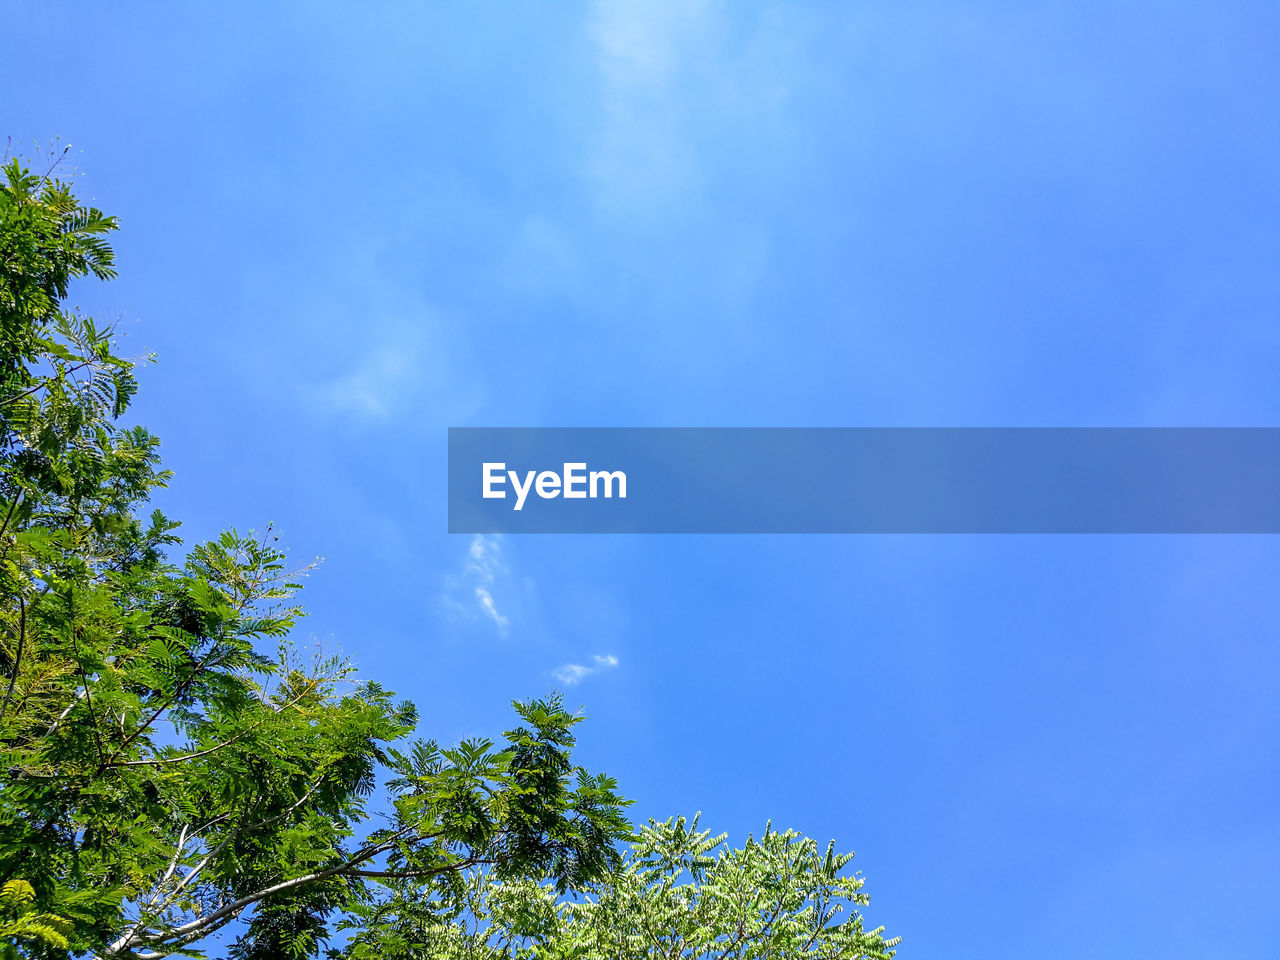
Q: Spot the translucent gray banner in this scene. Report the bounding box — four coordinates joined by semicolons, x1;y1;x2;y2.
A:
447;428;1280;533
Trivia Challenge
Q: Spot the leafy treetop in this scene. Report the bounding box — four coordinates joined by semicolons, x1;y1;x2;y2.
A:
0;153;631;959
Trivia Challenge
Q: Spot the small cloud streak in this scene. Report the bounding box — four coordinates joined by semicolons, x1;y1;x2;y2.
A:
475;586;508;629
552;653;620;686
443;535;511;633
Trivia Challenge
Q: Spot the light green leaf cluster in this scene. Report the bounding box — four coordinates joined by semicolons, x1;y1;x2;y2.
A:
0;879;73;958
338;816;899;960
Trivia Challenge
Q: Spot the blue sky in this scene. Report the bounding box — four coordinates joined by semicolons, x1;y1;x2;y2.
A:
6;2;1280;956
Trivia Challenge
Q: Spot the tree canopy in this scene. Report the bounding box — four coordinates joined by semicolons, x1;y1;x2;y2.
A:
0;152;896;959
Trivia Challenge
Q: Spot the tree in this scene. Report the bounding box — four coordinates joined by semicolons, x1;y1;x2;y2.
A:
0;154;630;958
337;816;900;959
0;151;897;958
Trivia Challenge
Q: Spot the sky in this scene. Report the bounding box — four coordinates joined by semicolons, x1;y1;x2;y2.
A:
6;1;1280;956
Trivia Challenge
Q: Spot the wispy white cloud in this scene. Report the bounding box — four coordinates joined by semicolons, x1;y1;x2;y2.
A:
474;587;507;629
552;653;620;686
323;345;414;417
552;662;592;685
308;306;487;425
443;535;512;633
584;0;807;211
586;0;708;208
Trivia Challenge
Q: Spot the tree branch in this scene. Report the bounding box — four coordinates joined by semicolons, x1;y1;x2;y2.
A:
0;595;26;724
106;678;321;769
0;359;96;407
103;820;481;955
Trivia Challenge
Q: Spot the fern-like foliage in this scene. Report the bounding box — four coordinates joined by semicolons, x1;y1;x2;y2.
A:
336;816;899;959
0;879;73;958
0;153;632;960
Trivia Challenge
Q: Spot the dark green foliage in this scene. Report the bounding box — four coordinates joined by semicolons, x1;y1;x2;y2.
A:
0;155;631;958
